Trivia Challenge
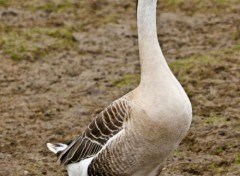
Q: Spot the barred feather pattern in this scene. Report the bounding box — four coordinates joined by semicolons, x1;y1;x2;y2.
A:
57;97;130;165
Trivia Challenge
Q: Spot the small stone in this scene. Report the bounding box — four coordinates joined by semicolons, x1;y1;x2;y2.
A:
42;171;47;175
218;131;226;136
1;10;18;17
24;170;29;176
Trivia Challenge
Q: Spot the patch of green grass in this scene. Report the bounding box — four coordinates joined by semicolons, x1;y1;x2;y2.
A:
168;45;240;81
0;32;41;61
0;27;76;61
159;0;240;14
212;43;240;56
167;0;185;5
203;115;228;124
169;55;216;76
172;150;184;157
233;43;240;50
0;0;9;6
31;27;74;41
0;0;21;7
215;0;240;4
208;163;225;174
99;13;119;24
27;1;73;12
235;153;240;164
215;146;224;154
112;74;140;87
209;163;217;170
216;0;228;3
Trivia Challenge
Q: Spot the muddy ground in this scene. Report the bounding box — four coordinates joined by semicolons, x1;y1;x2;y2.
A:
0;0;240;176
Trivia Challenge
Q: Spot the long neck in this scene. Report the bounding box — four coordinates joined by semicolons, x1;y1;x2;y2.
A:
137;0;170;87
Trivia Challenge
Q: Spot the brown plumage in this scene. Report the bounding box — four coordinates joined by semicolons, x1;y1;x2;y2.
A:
57;98;130;165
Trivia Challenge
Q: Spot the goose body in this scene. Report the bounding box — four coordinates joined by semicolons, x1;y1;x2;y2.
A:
47;0;192;175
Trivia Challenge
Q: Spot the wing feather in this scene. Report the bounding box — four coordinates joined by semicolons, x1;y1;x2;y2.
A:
57;98;130;165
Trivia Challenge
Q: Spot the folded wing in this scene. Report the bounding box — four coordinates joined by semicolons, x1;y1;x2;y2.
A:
58;98;130;165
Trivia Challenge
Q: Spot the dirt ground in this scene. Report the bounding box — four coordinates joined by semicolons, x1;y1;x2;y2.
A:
0;0;240;176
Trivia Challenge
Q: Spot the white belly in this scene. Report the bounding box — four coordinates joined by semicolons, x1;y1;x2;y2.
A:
66;157;93;176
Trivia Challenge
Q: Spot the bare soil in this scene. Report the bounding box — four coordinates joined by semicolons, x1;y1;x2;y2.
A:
0;0;239;176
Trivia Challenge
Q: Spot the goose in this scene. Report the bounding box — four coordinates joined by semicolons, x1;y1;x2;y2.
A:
47;0;192;175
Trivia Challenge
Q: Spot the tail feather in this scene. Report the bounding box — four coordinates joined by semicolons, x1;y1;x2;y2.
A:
47;143;68;154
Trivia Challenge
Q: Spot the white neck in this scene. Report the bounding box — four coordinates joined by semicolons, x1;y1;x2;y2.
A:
137;0;171;87
136;0;192;117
